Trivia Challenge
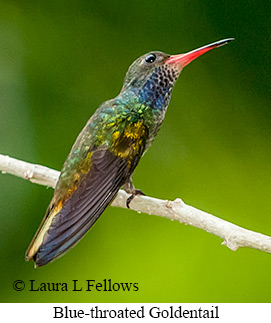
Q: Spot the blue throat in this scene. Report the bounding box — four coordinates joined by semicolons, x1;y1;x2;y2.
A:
138;68;174;110
120;66;179;111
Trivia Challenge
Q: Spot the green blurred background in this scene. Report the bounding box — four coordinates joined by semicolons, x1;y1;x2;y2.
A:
0;0;271;302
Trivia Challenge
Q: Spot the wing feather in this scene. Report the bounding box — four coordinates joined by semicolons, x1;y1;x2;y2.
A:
28;149;129;267
26;117;149;267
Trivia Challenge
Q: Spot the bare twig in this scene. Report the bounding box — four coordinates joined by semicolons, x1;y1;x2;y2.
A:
1;153;271;254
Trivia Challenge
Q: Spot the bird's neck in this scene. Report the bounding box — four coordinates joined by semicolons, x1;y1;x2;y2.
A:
119;84;173;112
138;82;173;111
123;66;180;111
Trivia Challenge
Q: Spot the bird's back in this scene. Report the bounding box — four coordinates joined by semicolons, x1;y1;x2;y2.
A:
25;96;153;266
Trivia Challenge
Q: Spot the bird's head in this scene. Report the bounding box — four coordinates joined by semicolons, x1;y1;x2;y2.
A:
121;38;234;110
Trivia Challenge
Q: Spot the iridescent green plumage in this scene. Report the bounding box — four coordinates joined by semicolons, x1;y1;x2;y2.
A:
26;39;233;267
55;93;157;202
26;90;160;266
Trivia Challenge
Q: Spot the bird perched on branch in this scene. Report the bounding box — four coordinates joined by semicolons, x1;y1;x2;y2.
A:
26;38;234;267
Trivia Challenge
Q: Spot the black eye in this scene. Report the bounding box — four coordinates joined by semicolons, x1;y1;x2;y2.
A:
145;53;156;63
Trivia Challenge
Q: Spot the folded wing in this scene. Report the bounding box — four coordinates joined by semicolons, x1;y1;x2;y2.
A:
26;149;130;267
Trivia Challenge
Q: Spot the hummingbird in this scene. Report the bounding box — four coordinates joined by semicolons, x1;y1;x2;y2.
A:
26;38;234;267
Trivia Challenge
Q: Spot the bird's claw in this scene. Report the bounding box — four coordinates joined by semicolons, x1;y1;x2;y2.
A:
126;189;145;209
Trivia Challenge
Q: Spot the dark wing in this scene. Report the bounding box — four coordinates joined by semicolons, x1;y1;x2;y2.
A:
26;149;130;267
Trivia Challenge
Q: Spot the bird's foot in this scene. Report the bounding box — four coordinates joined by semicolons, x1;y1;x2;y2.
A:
123;176;145;208
126;189;145;209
